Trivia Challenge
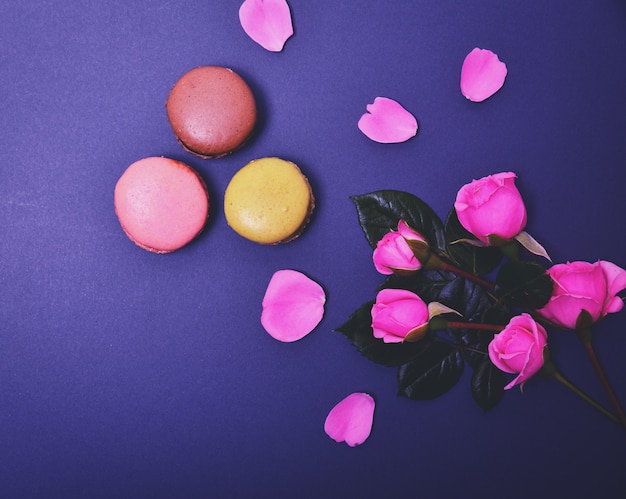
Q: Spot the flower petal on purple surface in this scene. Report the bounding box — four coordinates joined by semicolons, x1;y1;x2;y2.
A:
460;48;507;102
358;97;418;143
261;269;325;342
239;0;294;52
324;393;375;447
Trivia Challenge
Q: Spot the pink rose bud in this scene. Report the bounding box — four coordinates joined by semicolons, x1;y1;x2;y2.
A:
371;288;429;343
454;172;527;245
488;314;548;390
538;260;626;330
372;220;427;275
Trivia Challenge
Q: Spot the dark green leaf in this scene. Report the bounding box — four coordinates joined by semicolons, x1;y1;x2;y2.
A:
471;359;506;411
458;305;513;369
334;301;433;367
495;261;554;310
444;208;503;276
458;330;493;369
350;190;446;252
386;270;511;380
397;342;464;400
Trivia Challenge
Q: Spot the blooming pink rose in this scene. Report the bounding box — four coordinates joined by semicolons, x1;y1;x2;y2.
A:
372;220;427;275
454;172;527;244
488;314;548;390
538;260;626;330
371;289;429;343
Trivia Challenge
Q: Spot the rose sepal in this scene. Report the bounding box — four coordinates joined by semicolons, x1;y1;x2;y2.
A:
486;233;511;247
403;302;461;342
574;309;594;345
405;238;433;265
449;237;487;248
428;301;462;319
403;324;429;342
404;235;449;272
387;267;420;278
514;231;551;261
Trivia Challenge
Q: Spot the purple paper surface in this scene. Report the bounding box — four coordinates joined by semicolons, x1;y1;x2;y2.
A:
1;1;625;497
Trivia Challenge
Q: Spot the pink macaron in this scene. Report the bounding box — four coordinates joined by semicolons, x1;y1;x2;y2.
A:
114;156;209;253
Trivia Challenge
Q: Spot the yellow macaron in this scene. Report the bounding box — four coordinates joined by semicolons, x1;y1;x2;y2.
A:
224;157;314;244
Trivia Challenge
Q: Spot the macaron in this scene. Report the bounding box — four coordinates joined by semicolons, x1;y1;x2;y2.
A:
114;156;209;253
224;157;315;244
166;66;257;159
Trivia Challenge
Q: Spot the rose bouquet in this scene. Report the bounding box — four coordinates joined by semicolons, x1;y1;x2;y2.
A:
336;172;626;427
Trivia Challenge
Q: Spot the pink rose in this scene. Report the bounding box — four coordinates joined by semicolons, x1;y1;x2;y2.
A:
538;260;626;330
454;172;527;244
488;314;548;390
371;289;429;343
372;220;427;275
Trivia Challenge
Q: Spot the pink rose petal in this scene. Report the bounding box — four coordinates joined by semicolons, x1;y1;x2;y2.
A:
600;260;626;313
261;270;325;342
324;392;375;447
460;48;507;102
358;97;418;143
239;0;294;52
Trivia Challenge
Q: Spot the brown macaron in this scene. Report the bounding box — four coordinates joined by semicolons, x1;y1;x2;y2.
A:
166;66;257;159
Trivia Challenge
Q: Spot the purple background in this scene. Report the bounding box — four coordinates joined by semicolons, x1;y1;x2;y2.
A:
1;1;625;497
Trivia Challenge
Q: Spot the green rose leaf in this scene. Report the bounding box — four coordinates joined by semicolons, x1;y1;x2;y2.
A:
458;305;513;369
334;301;433;367
350;190;446;252
444;208;503;276
458;330;493;369
471;359;506;411
397;342;464;400
495;261;554;310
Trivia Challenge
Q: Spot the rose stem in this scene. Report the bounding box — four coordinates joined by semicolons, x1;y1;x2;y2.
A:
582;342;626;429
440;262;496;291
445;321;503;332
575;322;626;429
550;370;621;426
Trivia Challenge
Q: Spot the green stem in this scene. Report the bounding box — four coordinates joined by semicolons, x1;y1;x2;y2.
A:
576;319;626;429
582;342;626;429
549;369;621;426
500;240;519;261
